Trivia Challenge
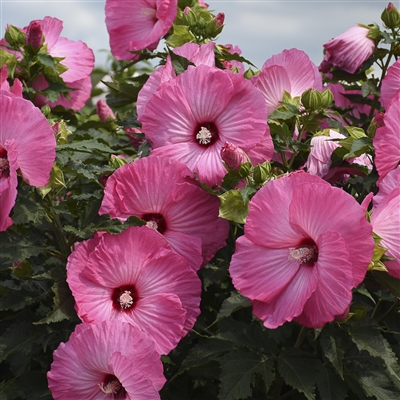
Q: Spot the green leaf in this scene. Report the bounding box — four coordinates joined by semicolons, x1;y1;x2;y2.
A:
219;349;274;400
320;324;346;379
169;49;195;74
349;320;400;388
316;366;348;400
36;53;57;74
12;195;47;225
217;291;251;319
58;139;115;154
356;371;400;400
277;348;321;400
34;281;77;324
373;271;400;297
0;321;44;362
218;189;249;224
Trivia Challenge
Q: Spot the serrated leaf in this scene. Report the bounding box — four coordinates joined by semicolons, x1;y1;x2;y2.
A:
357;371;400;400
316;365;347;400
217;291;251;319
12;195;47;225
169;49;195;75
34;281;77;324
0;286;41;311
373;271;400;297
277;348;321;400
58;139;114;154
320;324;345;379
0;321;44;362
349;320;400;388
219;349;274;400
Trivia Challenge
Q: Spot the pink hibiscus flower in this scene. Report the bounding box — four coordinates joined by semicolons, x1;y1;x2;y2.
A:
252;48;322;115
370;187;400;279
319;26;376;74
67;226;201;354
99;156;229;271
0;91;56;231
136;41;215;119
2;16;95;110
48;320;166;399
229;171;374;329
381;59;400;110
139;64;270;186
374;95;400;181
105;0;177;60
30;17;94;110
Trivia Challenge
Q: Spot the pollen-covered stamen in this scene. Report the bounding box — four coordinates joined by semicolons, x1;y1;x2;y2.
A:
99;379;122;396
119;290;134;309
289;245;318;266
146;220;158;230
196;126;212;145
0;158;9;172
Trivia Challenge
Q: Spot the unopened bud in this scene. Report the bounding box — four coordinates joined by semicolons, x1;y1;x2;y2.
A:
26;21;43;49
381;2;400;29
221;142;247;171
215;12;225;28
253;162;271;185
301;88;322;111
320;89;334;107
109;154;129;169
96;100;115;122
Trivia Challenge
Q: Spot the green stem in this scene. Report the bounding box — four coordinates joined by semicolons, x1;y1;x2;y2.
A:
371;298;382;319
294;326;309;348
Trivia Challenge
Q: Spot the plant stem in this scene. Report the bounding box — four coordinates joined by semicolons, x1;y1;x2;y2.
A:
294;326;309;348
378;298;399;324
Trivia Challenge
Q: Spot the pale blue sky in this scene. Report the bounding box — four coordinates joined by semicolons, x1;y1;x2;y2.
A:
0;0;389;69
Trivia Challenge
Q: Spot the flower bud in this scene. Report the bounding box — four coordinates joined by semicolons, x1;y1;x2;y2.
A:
26;21;43;49
215;12;225;28
253;162;271;185
96;100;115;122
381;2;400;29
320;89;334;108
221;142;247;171
301;88;322;111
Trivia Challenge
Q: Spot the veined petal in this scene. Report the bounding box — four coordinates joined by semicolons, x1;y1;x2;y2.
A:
295;231;354;328
252;264;318;329
230;236;301;303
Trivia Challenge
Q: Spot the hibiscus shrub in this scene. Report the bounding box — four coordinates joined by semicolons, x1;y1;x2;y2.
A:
1;1;400;399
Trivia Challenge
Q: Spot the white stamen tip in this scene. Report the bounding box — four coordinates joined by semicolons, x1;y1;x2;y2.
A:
119;290;134;309
99;380;122;396
196;126;212;145
146;220;158;230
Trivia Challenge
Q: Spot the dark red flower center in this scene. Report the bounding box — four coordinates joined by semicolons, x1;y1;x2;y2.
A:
111;285;139;312
0;145;9;178
194;122;219;146
142;213;167;233
99;374;126;398
289;239;318;267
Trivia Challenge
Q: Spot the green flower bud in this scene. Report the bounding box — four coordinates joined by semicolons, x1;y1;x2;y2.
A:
301;88;322;111
320;89;334;108
253;162;271;185
109;154;129;169
381;2;400;29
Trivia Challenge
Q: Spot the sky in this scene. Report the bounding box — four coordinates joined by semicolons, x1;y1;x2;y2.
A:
0;0;391;70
